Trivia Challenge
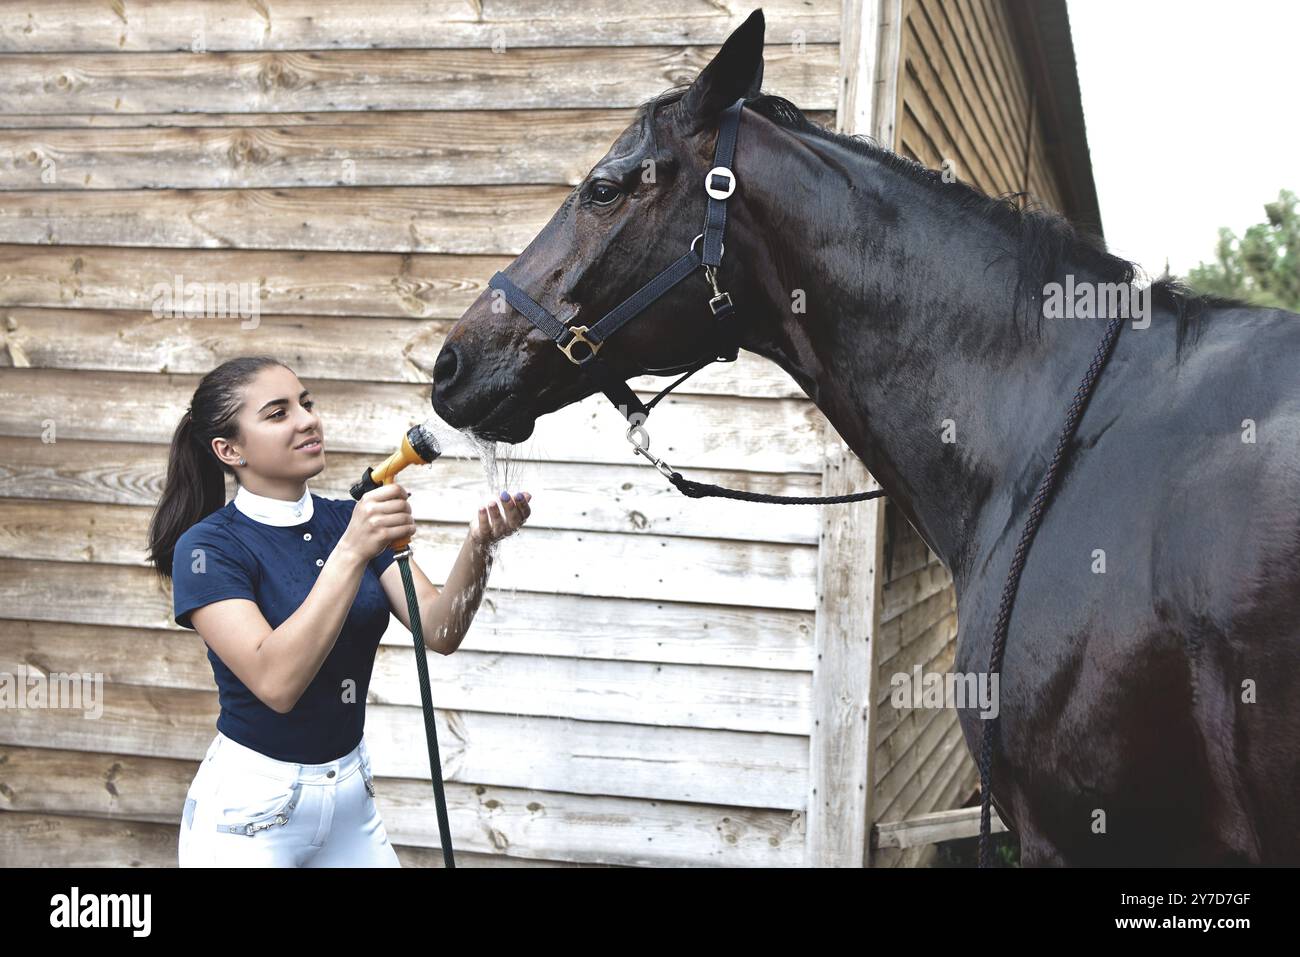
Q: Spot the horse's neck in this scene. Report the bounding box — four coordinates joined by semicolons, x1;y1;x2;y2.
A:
734;125;1108;587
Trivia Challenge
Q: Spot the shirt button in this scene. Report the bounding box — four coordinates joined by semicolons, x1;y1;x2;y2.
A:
315;558;324;567
303;533;312;541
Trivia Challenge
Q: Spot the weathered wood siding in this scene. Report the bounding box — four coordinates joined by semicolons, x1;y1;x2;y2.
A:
0;1;854;868
895;0;1064;208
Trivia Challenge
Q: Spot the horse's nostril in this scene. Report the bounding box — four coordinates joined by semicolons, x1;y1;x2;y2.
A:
433;344;459;389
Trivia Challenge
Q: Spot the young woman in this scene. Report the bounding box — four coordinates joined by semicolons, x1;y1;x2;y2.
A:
148;355;531;867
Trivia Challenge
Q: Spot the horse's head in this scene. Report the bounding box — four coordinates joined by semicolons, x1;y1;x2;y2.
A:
431;10;768;442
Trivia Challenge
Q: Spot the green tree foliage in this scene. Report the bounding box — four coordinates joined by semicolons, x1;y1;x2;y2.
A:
1186;189;1300;311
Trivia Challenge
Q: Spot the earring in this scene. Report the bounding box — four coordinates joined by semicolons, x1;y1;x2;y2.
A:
238;457;246;466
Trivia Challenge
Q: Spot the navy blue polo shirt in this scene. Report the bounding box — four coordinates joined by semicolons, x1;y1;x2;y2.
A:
171;493;397;763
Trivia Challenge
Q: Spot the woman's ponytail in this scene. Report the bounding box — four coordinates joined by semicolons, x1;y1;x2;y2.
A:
148;355;287;583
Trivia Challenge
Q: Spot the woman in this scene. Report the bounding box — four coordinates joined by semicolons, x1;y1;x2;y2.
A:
147;355;531;866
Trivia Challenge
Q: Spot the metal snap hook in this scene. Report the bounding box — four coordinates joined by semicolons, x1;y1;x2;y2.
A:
703;265;723;298
626;422;650;452
626;423;676;480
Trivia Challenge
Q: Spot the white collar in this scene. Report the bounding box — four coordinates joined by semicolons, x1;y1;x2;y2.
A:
234;483;314;527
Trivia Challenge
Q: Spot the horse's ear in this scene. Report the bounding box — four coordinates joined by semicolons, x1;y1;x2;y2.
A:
679;8;765;134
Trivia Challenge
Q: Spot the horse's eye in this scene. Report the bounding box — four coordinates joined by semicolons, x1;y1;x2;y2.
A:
590;181;621;205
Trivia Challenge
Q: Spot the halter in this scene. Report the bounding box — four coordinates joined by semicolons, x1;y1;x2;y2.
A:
488;97;747;474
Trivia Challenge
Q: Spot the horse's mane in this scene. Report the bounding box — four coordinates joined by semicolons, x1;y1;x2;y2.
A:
643;86;1239;361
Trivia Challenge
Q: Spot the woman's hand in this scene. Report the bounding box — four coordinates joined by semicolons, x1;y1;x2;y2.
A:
338;483;416;563
471;490;532;546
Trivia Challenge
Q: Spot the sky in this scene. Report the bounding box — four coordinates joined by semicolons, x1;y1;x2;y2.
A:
1066;0;1299;279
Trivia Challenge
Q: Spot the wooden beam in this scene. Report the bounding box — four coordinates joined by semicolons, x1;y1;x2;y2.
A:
0;1;842;54
876;0;904;150
835;0;880;137
804;0;902;868
806;428;885;866
0;46;839;116
874;806;1009;849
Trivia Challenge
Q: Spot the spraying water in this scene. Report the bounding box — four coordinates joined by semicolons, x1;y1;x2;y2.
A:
415;415;532;597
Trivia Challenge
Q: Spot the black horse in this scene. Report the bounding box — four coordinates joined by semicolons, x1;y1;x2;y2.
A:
430;10;1300;865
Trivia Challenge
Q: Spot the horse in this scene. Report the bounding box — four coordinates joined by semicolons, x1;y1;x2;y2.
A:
429;9;1300;865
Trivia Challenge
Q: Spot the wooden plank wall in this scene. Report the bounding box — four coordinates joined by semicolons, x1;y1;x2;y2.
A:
0;1;853;867
868;0;1070;866
895;0;1064;207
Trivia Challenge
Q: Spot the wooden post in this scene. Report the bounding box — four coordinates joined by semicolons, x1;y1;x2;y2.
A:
804;0;901;868
874;0;903;151
835;0;881;137
806;430;886;866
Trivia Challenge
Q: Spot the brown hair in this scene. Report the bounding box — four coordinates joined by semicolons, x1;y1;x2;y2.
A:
147;355;289;582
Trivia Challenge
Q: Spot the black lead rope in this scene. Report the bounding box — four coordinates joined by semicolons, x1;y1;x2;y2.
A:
626;392;887;505
634;355;887;503
666;470;886;504
977;315;1125;867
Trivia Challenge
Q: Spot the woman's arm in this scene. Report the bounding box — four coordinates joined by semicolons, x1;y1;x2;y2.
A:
199;483;413;712
192;484;414;712
379;491;531;655
192;545;370;714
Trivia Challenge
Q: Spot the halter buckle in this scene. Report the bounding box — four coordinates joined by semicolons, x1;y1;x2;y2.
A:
705;166;736;200
558;325;602;365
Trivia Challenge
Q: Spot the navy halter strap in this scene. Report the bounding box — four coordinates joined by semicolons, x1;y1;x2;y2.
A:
485;97;887;503
487;97;747;428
